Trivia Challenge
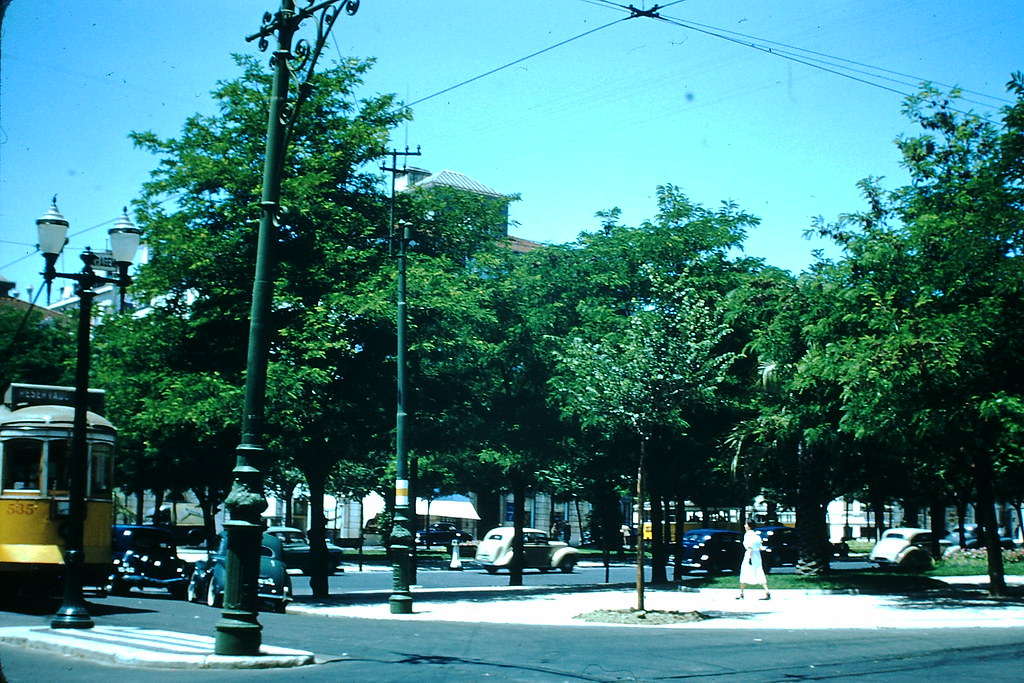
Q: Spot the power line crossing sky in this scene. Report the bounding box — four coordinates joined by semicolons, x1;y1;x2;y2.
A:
1;1;1020;298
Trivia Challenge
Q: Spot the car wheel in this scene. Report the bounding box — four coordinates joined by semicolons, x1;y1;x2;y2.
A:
107;574;130;596
558;558;575;573
273;599;287;614
484;566;497;574
186;576;201;603
897;546;933;572
206;579;222;608
169;583;187;600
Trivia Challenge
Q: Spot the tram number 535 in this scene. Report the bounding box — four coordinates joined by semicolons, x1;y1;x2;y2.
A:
6;502;38;515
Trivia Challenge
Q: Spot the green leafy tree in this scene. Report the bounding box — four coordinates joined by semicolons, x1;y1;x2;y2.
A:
552;274;736;608
809;76;1024;594
0;304;74;389
94;56;406;590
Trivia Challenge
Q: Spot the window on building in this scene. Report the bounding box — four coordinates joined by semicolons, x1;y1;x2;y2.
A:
2;439;42;491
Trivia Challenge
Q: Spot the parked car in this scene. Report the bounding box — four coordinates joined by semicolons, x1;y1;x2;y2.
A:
943;525;1016;551
265;526;344;575
475;527;578;573
106;525;190;598
416;522;473;549
186;531;292;613
756;526;798;569
868;527;937;570
674;528;744;575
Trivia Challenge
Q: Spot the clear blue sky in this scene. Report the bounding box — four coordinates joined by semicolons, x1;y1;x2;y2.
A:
1;1;1020;301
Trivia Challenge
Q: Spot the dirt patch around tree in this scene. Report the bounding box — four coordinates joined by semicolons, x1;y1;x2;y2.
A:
574;608;710;625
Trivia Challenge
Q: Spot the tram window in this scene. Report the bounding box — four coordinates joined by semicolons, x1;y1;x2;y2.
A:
47;439;71;492
90;443;113;497
2;439;42;491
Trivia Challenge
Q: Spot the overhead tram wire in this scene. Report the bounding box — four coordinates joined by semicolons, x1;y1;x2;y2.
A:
663;15;1015;109
403;17;628;110
652;13;1006;124
575;0;1011;117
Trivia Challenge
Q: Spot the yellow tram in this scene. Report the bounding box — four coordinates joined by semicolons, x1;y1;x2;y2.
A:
0;383;114;593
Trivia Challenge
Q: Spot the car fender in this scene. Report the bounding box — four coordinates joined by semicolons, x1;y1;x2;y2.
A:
492;549;514;567
549;546;578;568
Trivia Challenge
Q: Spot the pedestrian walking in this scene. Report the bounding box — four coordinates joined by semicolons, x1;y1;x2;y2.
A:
738;519;770;600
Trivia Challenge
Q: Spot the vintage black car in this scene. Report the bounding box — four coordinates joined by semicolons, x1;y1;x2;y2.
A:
186;531;292;613
415;522;472;549
107;525;190;598
756;525;798;569
265;526;345;575
674;528;744;575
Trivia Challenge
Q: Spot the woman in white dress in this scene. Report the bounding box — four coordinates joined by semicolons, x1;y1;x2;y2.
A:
738;519;770;600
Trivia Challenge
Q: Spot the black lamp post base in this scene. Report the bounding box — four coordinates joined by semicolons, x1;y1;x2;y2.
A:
215;614;263;656
389;594;413;614
51;606;95;630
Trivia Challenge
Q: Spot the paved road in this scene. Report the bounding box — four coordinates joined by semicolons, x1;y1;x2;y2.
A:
3;580;1024;681
3;604;1022;681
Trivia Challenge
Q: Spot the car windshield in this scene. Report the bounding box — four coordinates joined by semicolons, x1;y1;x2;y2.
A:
683;532;713;542
275;531;307;544
118;529;174;551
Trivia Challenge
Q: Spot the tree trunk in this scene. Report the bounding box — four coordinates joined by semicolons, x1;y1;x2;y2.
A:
193;486;220;549
509;475;526;587
972;450;1006;597
929;499;946;546
795;440;830;576
635;437;647;611
134;488;144;524
306;469;330;598
283;484;294;528
870;492;886;540
152;488;165;525
648;474;667;584
673;498;685;581
955;502;968;547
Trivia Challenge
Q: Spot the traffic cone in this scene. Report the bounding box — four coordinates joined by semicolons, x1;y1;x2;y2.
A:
449;541;463;570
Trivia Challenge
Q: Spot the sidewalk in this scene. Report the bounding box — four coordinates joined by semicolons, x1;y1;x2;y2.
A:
288;575;1024;630
2;576;1022;669
0;625;313;669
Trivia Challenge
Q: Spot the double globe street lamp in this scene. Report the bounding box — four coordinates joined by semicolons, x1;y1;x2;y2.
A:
36;198;142;629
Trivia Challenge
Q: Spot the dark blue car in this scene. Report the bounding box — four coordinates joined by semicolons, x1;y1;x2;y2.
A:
674;528;744;575
186;531;292;613
107;525;190;598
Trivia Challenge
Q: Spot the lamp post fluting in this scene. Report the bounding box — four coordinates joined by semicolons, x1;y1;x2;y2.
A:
214;0;360;656
36;199;141;630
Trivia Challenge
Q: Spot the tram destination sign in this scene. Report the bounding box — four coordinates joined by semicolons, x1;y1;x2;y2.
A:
3;383;105;414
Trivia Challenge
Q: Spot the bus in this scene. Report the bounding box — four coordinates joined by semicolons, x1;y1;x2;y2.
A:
0;383;115;596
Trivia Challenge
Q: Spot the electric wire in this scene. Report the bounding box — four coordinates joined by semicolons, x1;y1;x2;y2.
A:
661;15;1012;108
572;0;1010;115
653;12;1004;124
402;17;628;110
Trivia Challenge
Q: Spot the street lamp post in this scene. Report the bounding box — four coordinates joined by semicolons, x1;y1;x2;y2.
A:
214;0;360;656
389;217;414;613
37;199;141;630
382;146;420;614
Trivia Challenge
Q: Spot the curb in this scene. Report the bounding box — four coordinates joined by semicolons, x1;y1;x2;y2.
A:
0;626;314;669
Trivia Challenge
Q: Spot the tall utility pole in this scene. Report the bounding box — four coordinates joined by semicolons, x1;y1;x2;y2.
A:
381;146;420;614
215;0;360;657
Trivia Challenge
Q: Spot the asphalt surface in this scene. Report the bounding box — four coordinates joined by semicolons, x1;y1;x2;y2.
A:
2;570;1023;673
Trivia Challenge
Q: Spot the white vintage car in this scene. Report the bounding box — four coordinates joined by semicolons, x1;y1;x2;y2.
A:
868;527;937;570
475;527;579;574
